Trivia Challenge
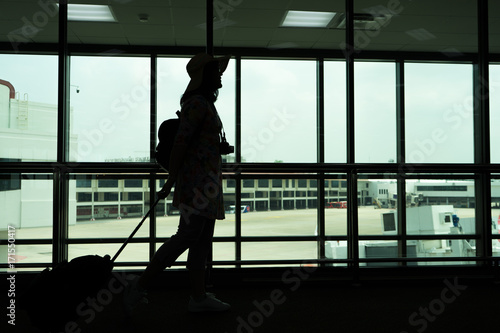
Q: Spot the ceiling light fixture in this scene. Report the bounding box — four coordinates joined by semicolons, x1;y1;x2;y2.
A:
57;4;117;22
281;10;337;28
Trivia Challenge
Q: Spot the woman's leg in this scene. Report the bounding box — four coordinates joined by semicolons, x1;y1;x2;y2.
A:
137;214;209;290
186;218;215;297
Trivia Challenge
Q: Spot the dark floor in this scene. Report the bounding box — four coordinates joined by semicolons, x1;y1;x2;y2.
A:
6;269;500;333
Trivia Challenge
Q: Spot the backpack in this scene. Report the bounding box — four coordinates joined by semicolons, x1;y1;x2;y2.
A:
155;111;181;171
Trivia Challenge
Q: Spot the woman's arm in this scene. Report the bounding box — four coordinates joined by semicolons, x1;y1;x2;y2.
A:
158;143;187;199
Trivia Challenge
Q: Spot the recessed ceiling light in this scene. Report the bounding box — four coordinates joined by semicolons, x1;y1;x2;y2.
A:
281;10;336;28
57;4;117;22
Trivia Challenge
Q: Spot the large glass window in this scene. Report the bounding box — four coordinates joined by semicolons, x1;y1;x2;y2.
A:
0;54;58;162
405;63;474;163
360;178;397;235
355;61;396;163
0;173;53;271
324;60;347;163
1;0;497;272
325;176;348;235
407;179;476;235
241;59;316;163
490;64;500;162
69;56;151;162
70;176;150;239
240;178;317;237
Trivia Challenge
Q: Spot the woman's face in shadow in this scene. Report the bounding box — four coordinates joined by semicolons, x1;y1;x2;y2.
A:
203;62;222;91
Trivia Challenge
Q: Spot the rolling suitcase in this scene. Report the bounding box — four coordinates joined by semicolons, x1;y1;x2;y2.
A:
21;198;160;332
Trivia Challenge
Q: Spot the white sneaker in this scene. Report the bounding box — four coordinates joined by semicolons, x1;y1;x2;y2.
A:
122;275;148;315
188;293;231;313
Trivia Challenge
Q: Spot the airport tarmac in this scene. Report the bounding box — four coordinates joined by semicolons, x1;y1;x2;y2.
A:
3;206;490;270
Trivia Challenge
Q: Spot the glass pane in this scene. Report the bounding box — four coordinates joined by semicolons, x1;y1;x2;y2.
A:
241;59;316;162
353;0;477;53
490;64;500;162
213;242;235;263
324;60;347;163
0;54;58;161
408;179;475;235
0;1;58;47
324;241;348;266
360;179;397;235
241;178;317;236
242;242;317;261
70;176;151;238
1;245;52;269
405;63;473;163
355;61;396;163
69;56;150;162
407;240;476;265
157;57;189;123
325;177;347;235
0;173;52;239
361;241;405;267
69;244;148;263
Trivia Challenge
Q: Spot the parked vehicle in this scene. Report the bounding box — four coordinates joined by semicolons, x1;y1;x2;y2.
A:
225;205;250;214
326;201;347;209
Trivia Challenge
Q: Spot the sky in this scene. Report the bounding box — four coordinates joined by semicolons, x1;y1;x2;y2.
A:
1;53;500;164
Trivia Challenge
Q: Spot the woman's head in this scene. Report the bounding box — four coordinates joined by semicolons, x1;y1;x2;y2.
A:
181;53;230;104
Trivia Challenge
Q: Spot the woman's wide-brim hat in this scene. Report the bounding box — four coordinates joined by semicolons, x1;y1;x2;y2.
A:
184;53;231;93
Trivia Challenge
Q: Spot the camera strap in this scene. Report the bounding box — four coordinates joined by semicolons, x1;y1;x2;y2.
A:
211;103;227;143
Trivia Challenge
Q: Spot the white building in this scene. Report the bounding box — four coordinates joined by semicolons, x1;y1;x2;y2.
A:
0;79;77;230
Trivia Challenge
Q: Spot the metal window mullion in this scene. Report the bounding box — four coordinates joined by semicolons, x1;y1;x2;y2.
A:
317;174;326;265
346;0;355;165
235;56;242;267
345;0;359;274
235;178;242;267
474;0;492;263
317;58;326;264
317;58;325;164
149;55;158;261
347;172;359;272
53;2;69;266
396;60;407;264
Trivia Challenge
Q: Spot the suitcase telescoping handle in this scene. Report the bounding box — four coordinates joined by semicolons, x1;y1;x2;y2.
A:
111;197;161;262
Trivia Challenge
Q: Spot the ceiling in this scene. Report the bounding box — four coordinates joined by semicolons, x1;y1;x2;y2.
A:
0;0;499;54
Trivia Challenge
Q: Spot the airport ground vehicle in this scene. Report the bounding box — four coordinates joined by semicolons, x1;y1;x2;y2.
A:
226;205;250;214
326;201;347;209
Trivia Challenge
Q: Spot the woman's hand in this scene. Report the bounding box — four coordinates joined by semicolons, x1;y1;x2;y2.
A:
158;181;173;199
